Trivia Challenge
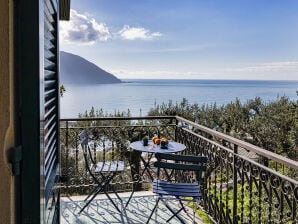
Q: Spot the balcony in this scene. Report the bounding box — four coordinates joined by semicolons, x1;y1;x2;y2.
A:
60;116;298;223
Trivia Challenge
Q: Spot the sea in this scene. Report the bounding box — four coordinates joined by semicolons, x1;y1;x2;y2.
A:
60;79;298;118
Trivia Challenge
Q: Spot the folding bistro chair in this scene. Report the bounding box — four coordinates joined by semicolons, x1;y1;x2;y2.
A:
78;130;125;214
147;153;208;224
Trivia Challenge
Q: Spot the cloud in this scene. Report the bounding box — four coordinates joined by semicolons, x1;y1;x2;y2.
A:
111;61;298;80
111;69;212;79
118;25;162;40
227;61;298;72
60;9;111;45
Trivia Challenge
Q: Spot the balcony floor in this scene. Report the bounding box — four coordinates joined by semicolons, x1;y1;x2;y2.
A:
61;191;204;224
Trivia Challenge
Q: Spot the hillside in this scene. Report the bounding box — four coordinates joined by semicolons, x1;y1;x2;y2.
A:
60;51;122;84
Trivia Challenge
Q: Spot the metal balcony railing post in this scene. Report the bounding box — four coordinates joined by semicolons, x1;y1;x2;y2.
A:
65;121;69;172
233;144;238;224
175;117;178;142
75;131;78;173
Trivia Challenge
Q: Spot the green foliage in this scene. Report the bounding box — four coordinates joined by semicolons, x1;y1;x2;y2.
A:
218;183;259;222
148;96;297;161
78;106;131;118
246;97;296;154
60;85;66;97
187;199;214;223
76;106;132;127
196;208;214;224
213;182;294;223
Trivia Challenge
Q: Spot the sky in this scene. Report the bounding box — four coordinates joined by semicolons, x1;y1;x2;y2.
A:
60;0;298;80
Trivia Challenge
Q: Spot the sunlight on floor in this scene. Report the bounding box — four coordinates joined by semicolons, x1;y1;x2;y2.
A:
61;192;204;224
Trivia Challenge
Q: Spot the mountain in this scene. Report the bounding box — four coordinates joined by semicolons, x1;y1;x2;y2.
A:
60;51;122;84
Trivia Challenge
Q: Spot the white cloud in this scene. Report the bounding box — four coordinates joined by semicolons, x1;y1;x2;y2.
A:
111;61;298;80
215;61;298;80
111;69;212;79
227;61;298;72
118;25;162;40
60;9;111;45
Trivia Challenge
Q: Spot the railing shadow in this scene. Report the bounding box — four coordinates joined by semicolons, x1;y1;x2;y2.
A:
61;193;199;224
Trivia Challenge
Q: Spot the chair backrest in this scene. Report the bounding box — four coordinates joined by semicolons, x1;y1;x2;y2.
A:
154;153;208;183
79;130;88;146
154;153;207;171
79;130;97;174
78;130;125;174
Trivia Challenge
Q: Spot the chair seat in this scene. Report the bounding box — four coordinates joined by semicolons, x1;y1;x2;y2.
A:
153;180;201;197
94;161;125;173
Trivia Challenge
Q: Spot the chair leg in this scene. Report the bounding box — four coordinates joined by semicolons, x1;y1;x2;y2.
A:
167;207;183;222
126;153;154;208
83;182;102;202
100;173;123;213
105;191;122;213
78;193;97;214
161;199;187;224
146;197;160;224
78;182;106;214
79;173;120;214
178;200;188;214
83;173;105;202
193;207;195;224
110;180;122;202
104;182;125;214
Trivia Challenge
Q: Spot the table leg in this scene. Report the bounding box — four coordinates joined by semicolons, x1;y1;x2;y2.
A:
125;152;155;208
139;153;155;181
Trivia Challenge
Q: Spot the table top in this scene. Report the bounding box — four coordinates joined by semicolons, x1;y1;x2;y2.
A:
130;140;186;153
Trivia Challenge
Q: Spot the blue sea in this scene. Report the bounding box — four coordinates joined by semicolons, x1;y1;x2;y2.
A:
60;79;298;118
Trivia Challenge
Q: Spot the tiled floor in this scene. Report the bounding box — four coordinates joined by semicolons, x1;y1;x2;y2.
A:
61;192;204;224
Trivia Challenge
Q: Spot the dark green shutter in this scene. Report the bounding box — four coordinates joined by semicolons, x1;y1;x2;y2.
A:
16;0;60;223
44;0;60;223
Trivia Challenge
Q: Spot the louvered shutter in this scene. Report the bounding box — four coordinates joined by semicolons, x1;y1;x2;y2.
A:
44;0;60;223
17;0;61;223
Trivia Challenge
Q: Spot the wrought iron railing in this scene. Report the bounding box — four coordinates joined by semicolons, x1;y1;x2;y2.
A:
60;116;298;224
60;116;177;195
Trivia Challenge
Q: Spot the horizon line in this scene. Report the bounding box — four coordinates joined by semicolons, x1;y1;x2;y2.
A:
120;78;298;81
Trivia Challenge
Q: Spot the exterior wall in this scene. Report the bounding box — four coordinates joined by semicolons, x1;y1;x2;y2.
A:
0;0;15;223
